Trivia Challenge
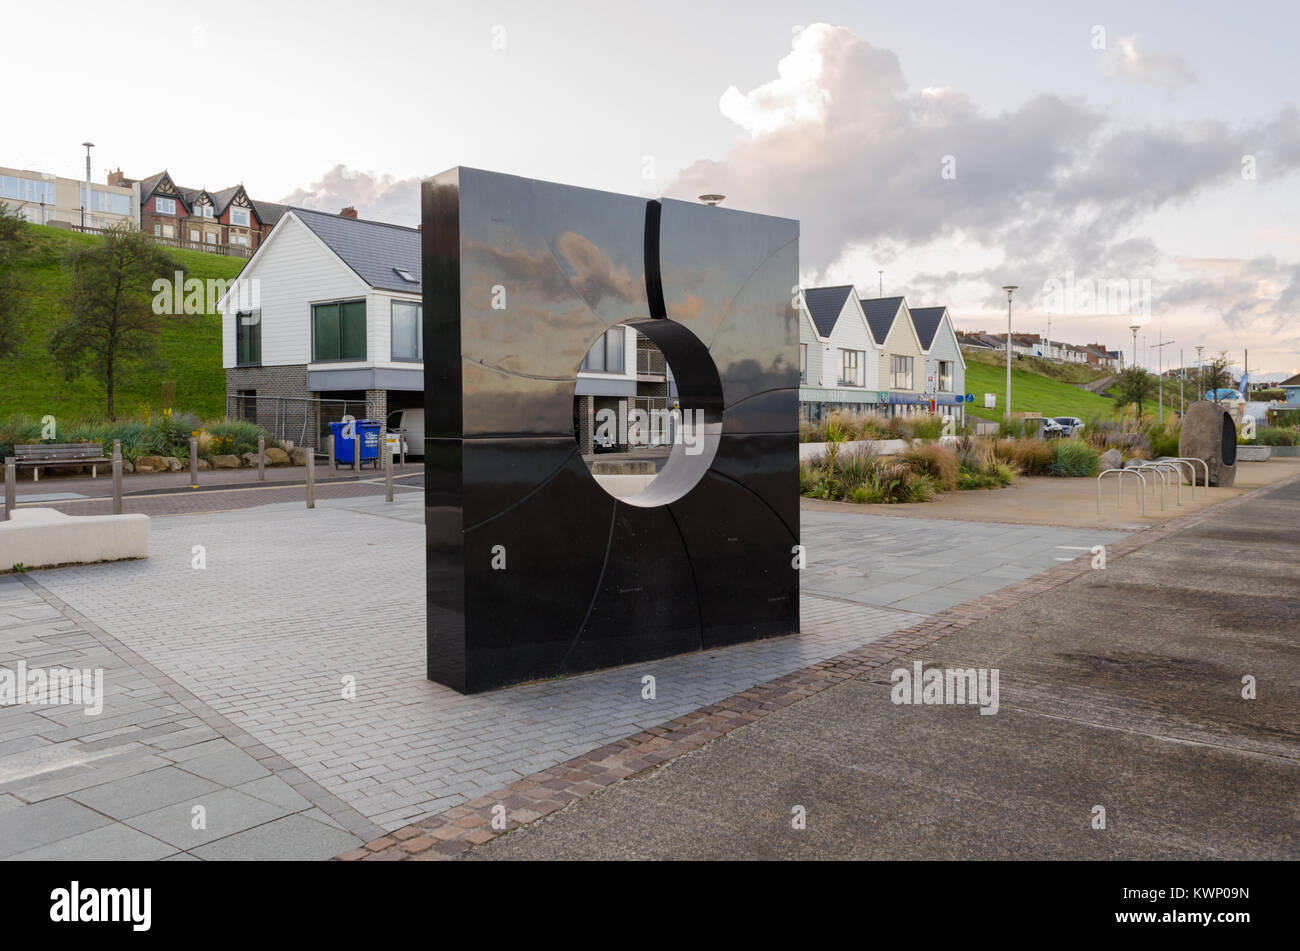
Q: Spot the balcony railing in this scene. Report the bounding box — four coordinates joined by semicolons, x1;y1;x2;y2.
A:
637;350;667;376
69;225;253;259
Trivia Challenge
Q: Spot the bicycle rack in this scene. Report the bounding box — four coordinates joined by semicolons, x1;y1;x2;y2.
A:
1167;456;1210;497
1097;468;1147;516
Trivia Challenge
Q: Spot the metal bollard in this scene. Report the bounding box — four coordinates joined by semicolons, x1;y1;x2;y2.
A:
112;440;123;515
353;434;361;473
257;434;266;481
306;450;316;509
327;434;335;471
189;436;199;488
400;435;406;469
3;457;14;521
385;441;394;502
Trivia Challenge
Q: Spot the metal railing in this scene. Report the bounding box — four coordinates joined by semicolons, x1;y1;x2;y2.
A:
1097;468;1147;516
69;225;254;258
225;394;370;446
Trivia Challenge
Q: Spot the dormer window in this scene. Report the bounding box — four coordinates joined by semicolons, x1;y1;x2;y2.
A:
199;204;214;218
230;207;250;228
155;197;176;215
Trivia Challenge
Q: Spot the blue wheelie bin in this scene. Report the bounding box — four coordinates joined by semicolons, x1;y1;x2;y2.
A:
330;420;382;469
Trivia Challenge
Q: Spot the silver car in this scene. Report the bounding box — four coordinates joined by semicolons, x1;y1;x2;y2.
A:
1053;416;1085;437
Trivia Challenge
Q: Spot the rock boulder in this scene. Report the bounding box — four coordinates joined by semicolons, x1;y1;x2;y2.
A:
1178;400;1237;486
134;455;168;473
210;454;240;469
265;447;291;466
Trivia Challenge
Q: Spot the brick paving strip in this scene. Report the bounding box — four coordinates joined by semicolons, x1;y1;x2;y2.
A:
341;468;1300;861
14;574;387;845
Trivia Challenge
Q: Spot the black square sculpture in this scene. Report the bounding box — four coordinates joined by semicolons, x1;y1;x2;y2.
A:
423;168;800;693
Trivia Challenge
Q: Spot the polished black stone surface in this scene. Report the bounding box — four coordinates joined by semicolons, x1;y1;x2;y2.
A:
424;168;800;693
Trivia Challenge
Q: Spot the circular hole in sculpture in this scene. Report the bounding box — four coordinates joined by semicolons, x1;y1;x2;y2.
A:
572;318;723;507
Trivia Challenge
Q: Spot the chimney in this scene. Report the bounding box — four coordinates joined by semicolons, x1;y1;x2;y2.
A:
107;168;129;187
340;206;358;219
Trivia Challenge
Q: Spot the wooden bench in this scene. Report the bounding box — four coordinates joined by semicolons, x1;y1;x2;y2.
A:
12;443;110;482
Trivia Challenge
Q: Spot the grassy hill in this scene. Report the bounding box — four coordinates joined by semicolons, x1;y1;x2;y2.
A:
0;223;243;421
963;347;1112;386
962;352;1118;421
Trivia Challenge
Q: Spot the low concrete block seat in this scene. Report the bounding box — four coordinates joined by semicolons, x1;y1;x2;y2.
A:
0;508;149;569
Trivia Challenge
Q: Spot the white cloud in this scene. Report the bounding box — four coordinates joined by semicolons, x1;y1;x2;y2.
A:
1101;35;1197;91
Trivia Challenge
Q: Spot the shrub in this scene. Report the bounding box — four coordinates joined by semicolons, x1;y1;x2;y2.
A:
1048;439;1100;477
1253;426;1299;446
995;437;1053;475
1147;422;1181;458
910;416;944;441
902;443;958;490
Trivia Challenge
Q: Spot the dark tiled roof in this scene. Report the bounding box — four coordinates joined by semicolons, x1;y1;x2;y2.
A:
1281;372;1300;387
137;171;170;203
803;285;854;337
292;207;421;292
909;306;947;350
859;296;904;345
253;200;289;228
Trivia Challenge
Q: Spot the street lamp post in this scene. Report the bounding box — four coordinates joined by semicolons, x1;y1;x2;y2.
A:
1129;324;1141;370
1002;285;1017;419
80;141;94;231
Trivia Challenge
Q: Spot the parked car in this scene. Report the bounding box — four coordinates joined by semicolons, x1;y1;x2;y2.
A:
385;407;425;458
1016;416;1066;439
1054;416;1085;436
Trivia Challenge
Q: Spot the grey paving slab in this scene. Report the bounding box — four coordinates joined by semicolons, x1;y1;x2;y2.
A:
0;797;114;858
174;747;273;786
69;766;223;820
190;813;363;861
4;821;176;861
123;787;290;851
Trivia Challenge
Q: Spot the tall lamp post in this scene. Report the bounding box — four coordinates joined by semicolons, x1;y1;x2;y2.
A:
1002;285;1017;419
1195;345;1204;399
80;141;95;231
1129;323;1141;370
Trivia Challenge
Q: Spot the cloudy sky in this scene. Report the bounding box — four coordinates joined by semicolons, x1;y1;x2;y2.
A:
8;0;1299;375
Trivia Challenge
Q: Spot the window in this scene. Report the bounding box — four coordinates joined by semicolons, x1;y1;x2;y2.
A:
840;349;863;387
581;328;625;373
233;234;249;247
312;299;366;362
206;232;217;245
391;300;422;362
155;196;176;215
393;267;418;284
189;229;200;242
162;224;175;238
236;310;261;366
230;207;250;228
799;343;807;384
892;355;913;389
153;224;161;237
1;175;55;205
199;204;214;218
82;187;131;217
938;360;953;392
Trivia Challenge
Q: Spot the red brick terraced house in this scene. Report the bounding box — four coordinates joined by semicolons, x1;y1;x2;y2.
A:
108;169;286;256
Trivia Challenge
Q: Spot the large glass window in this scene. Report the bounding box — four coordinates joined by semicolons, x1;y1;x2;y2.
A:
230;207;251;227
391;300;422;361
82;187;130;216
0;175;55;204
155;196;176;215
892;355;914;389
799;343;807;384
236;311;261;366
581;328;625;373
840;349;863;387
938;360;953;392
312;299;366;362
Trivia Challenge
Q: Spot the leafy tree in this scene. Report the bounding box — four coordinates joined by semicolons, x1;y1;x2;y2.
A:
0;202;30;361
49;226;177;419
1201;354;1234;403
1112;365;1158;417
